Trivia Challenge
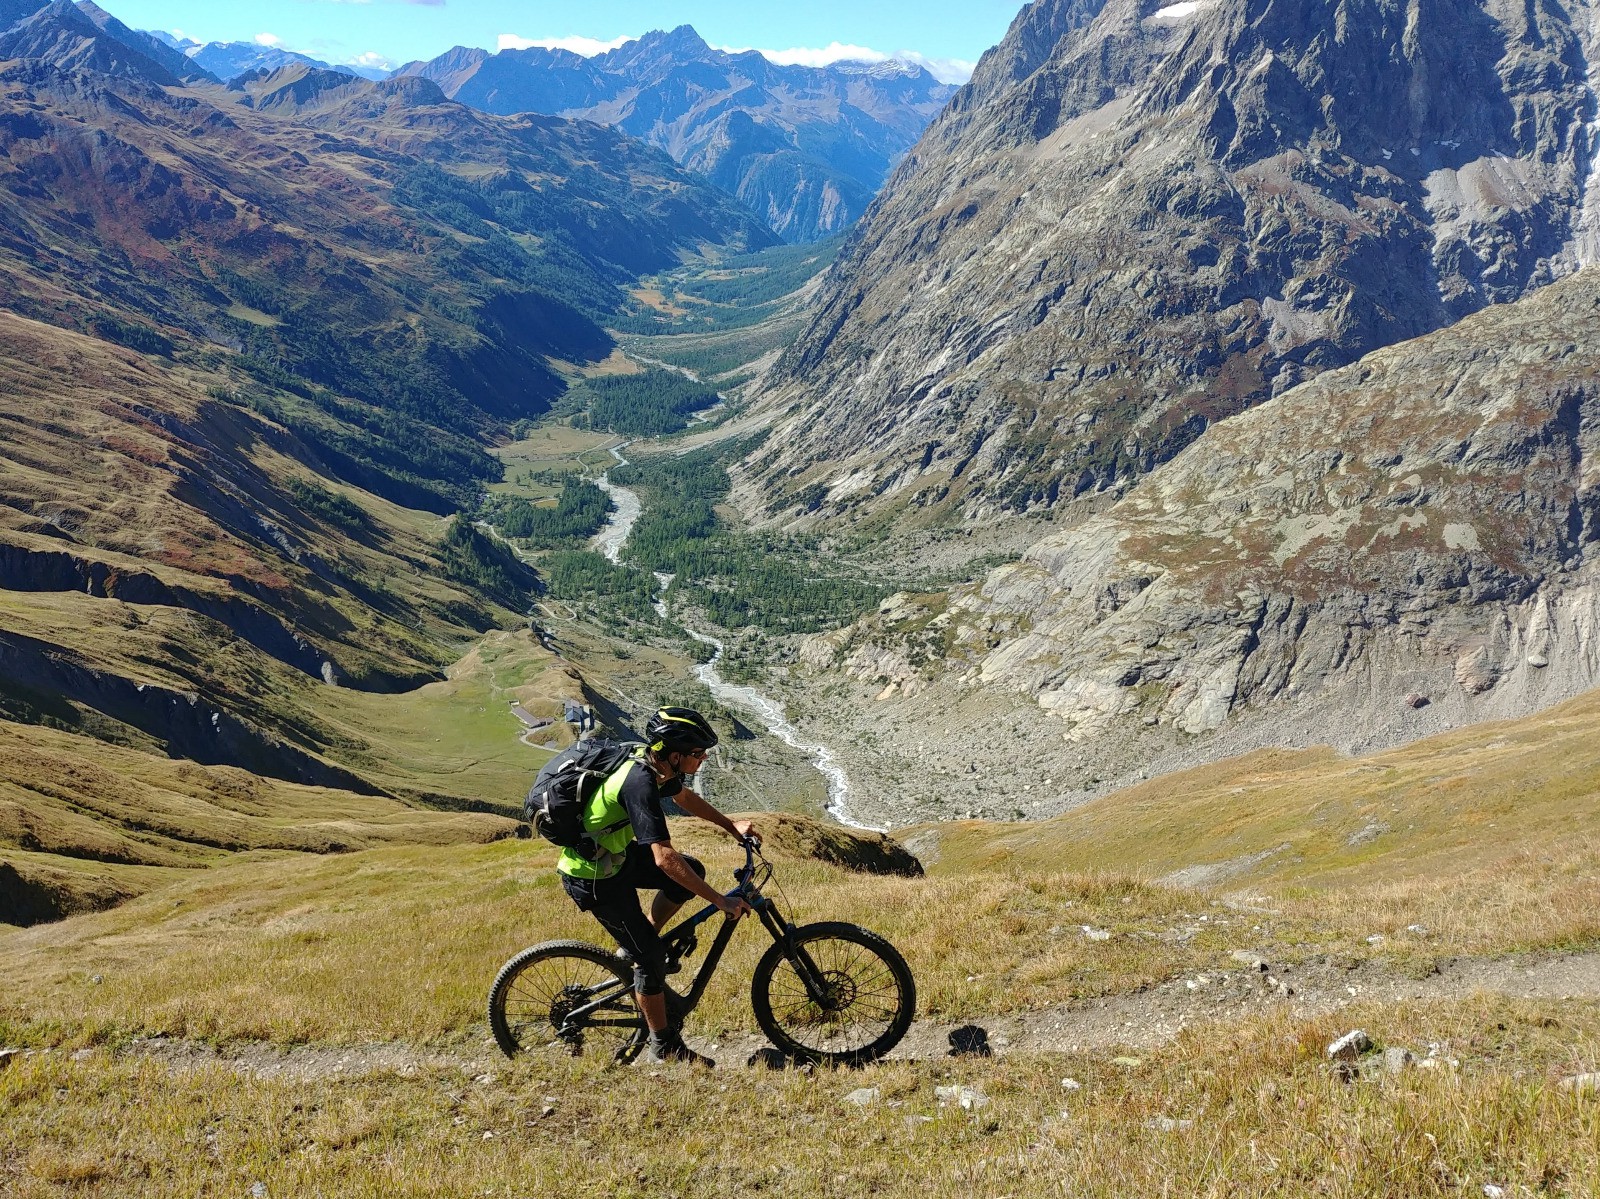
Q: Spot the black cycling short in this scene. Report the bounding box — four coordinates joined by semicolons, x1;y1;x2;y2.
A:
561;842;705;995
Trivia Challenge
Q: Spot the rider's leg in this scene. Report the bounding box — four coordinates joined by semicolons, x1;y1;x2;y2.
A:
644;853;705;931
637;990;669;1032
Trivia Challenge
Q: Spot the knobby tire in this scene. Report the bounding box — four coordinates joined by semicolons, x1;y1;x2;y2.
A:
488;940;645;1061
750;921;915;1067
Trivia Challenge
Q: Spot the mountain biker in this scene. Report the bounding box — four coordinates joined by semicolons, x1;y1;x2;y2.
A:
556;705;757;1067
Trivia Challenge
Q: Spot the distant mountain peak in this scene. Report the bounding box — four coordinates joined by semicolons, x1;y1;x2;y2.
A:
0;0;188;87
399;25;956;242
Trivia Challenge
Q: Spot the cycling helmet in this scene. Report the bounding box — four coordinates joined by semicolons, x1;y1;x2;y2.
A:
646;706;718;754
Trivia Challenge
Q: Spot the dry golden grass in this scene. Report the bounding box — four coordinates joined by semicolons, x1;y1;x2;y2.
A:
0;826;1229;1045
909;687;1600;969
1;995;1595;1198
0;715;516;924
5;813;1565;1052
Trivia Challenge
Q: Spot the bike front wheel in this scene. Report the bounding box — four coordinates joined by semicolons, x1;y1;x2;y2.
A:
750;921;915;1066
488;940;645;1061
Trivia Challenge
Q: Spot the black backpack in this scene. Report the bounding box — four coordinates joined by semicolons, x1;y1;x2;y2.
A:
524;738;642;858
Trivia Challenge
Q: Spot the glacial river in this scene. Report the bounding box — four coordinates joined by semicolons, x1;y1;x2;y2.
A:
588;444;875;830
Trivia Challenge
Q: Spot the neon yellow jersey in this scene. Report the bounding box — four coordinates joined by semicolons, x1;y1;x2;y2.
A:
556;753;650;880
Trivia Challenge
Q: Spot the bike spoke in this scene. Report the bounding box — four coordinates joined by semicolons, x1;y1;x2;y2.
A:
490;945;645;1059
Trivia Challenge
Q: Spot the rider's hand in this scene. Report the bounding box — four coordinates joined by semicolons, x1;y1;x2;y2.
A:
732;819;760;846
719;895;753;919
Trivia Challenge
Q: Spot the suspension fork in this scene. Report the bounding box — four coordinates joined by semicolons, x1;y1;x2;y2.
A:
756;897;834;1006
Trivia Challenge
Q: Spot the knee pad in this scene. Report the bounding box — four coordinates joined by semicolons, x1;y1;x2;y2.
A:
634;965;664;996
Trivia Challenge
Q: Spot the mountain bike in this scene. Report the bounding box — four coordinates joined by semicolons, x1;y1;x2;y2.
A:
488;838;915;1067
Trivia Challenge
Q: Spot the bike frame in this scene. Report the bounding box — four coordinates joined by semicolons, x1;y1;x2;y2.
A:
554;839;819;1038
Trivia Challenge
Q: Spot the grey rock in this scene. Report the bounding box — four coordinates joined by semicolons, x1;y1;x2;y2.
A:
0;1047;21;1070
843;1087;881;1106
935;1083;990;1111
1559;1072;1600;1095
1327;1030;1373;1062
1383;1047;1417;1075
1147;1116;1194;1133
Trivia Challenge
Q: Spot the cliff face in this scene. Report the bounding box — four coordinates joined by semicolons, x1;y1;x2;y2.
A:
749;0;1597;527
804;268;1600;801
399;27;956;243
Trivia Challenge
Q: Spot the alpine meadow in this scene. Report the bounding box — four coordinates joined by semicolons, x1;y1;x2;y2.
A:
3;1;1600;1196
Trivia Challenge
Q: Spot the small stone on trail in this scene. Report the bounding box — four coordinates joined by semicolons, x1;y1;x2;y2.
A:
844;1087;880;1107
0;1048;20;1070
1383;1048;1416;1074
935;1084;989;1111
481;1130;495;1140
1147;1116;1194;1133
540;1105;556;1119
1482;1185;1506;1198
1327;1030;1373;1063
70;1049;92;1062
473;1073;496;1085
1082;926;1112;942
1112;1056;1143;1068
1060;1078;1082;1091
250;1184;268;1199
1230;950;1269;971
1559;1072;1600;1094
1406;924;1429;936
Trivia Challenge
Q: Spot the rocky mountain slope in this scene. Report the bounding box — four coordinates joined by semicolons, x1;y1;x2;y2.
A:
800;267;1600;813
397;27;956;243
0;4;768;786
746;0;1598;529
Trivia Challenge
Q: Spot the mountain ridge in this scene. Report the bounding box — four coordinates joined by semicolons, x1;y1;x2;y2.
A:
796;264;1600;815
744;0;1596;528
397;26;957;243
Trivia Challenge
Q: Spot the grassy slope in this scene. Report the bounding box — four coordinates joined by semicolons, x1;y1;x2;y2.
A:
907;686;1600;965
3;689;1600;1195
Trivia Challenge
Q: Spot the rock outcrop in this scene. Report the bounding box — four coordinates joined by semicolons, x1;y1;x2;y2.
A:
748;0;1598;527
806;267;1600;793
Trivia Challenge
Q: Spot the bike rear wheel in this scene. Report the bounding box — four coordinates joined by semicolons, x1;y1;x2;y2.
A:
751;921;915;1067
488;940;646;1061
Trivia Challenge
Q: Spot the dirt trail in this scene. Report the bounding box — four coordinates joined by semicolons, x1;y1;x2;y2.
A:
88;948;1600;1080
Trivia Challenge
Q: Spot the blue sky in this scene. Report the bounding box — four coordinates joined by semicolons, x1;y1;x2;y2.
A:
102;0;1026;82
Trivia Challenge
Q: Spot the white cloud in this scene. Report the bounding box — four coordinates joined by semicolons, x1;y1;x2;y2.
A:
254;32;281;48
345;50;393;69
751;41;889;69
718;41;973;84
888;51;975;85
497;33;634;56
